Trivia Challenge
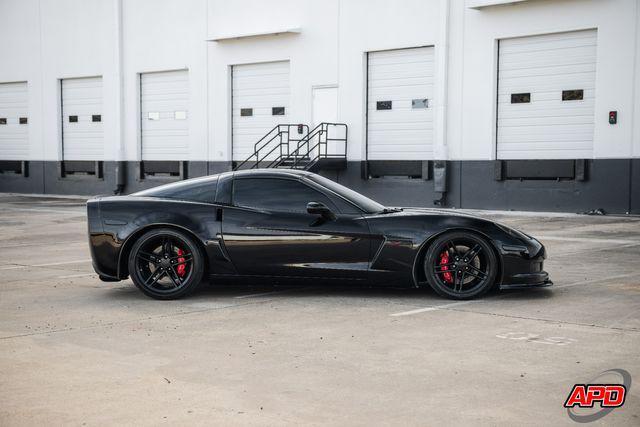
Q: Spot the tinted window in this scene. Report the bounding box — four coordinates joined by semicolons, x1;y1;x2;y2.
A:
233;178;336;213
133;176;218;204
306;175;384;214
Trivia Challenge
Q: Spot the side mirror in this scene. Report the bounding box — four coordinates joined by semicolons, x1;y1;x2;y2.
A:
306;201;336;220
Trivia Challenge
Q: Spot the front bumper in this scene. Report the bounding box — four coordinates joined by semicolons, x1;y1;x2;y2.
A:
498;237;552;290
499;272;553;290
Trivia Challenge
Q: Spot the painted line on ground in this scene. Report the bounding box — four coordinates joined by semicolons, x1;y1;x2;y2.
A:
1;240;85;248
556;272;640;289
1;259;93;269
56;273;96;279
0;265;27;270
390;300;477;317
0;207;84;215
234;288;303;299
536;236;640;245
32;259;92;267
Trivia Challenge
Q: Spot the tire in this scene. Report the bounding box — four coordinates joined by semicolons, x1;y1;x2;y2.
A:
128;228;205;300
423;231;497;300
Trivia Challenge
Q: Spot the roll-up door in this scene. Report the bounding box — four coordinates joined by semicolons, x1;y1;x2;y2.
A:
232;61;290;161
497;29;597;159
140;70;189;160
367;47;434;160
61;77;103;160
0;82;28;159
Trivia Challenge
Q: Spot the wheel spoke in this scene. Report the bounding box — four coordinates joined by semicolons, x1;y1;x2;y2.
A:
463;244;482;262
144;268;165;288
446;241;458;256
163;237;172;257
166;267;182;288
466;265;487;280
137;251;158;265
457;272;465;292
170;253;193;263
434;262;456;273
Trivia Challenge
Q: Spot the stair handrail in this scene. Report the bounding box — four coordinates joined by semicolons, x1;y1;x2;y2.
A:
234;124;310;170
286;123;348;170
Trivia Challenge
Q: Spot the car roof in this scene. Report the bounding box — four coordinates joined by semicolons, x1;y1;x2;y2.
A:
231;168;311;179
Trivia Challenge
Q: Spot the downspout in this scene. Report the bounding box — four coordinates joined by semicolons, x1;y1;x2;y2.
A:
113;0;126;194
433;0;450;206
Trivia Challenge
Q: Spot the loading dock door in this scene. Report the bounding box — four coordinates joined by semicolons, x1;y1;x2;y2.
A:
232;61;290;161
497;29;597;159
0;82;28;159
367;47;434;160
61;77;103;160
140;70;189;160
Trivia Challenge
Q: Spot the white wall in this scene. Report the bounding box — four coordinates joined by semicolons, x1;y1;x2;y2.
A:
207;0;340;162
122;0;207;162
455;0;639;160
0;0;638;162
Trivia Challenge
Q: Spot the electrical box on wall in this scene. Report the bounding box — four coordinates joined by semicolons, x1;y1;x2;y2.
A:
609;111;617;125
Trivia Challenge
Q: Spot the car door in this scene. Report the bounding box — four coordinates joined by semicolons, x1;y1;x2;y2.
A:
221;176;371;279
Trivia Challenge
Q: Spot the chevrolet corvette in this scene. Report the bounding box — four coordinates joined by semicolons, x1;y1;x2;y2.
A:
87;169;551;300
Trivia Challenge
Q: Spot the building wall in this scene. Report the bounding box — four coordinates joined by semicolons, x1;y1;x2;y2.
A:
0;0;638;213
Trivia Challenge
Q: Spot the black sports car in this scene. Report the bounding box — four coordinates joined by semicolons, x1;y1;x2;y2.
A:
87;169;551;300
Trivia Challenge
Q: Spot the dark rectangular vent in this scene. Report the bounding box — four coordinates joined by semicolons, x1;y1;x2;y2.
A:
272;107;285;116
562;89;584;101
92;114;101;122
503;160;576;180
376;101;392;110
19;117;27;124
69;115;78;123
510;93;530;104
240;108;253;117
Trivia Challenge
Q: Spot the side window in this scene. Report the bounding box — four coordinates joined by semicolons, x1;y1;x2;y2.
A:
233;178;337;213
133;177;218;204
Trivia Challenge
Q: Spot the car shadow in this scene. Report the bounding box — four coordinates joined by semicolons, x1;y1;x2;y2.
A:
101;278;554;303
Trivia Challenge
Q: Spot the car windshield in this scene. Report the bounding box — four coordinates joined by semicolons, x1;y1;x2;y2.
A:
307;174;386;214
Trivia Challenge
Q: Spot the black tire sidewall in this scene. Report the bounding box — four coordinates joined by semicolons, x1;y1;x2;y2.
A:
128;228;204;300
424;231;497;300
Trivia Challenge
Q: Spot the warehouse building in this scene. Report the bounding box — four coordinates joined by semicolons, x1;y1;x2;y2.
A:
0;0;639;213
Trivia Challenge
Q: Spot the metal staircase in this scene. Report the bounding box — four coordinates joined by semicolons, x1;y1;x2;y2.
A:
233;122;347;172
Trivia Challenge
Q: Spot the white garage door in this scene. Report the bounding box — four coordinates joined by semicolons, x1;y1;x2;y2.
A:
62;77;103;160
232;61;290;161
140;70;189;160
367;47;434;160
497;29;597;159
0;82;29;160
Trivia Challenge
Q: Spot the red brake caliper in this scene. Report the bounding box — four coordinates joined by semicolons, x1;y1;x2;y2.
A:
176;248;186;277
439;251;453;284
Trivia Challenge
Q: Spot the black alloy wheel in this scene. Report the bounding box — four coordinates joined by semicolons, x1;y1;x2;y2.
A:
128;228;204;300
423;231;497;300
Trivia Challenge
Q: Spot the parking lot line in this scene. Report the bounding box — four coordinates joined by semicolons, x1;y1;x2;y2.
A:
390;300;477;317
32;259;92;267
56;273;96;279
536;235;640;245
555;272;640;289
